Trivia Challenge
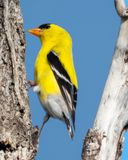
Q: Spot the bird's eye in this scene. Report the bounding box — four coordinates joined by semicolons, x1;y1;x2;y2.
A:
45;25;50;29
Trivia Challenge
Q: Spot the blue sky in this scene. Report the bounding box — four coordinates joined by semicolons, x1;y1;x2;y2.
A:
20;1;127;159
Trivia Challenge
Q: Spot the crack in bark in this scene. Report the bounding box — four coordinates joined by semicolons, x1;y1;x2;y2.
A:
124;49;128;63
3;0;23;108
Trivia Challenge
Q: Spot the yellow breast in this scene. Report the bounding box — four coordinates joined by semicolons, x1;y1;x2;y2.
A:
34;30;78;101
34;49;60;100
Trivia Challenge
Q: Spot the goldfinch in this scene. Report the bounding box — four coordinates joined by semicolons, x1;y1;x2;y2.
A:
28;24;78;139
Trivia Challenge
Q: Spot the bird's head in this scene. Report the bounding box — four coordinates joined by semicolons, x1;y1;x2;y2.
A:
28;23;72;47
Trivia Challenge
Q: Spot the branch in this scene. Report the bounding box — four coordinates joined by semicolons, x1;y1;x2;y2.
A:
82;0;128;159
115;0;128;18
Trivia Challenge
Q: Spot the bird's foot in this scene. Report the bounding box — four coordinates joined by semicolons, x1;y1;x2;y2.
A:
28;80;36;87
25;80;36;90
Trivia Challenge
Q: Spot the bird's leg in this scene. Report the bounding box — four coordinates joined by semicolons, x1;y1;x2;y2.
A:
28;80;36;87
39;114;50;136
25;80;36;90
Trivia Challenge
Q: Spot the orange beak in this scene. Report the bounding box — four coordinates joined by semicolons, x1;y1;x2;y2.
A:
28;28;42;37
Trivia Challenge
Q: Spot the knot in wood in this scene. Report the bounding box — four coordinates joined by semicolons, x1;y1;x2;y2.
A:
124;49;128;63
82;129;105;160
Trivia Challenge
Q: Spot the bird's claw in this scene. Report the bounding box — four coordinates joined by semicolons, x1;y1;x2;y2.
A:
25;80;36;90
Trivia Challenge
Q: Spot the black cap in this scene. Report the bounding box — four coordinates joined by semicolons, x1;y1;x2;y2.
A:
38;23;51;29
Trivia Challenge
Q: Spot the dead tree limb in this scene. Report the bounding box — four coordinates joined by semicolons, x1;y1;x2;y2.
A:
0;0;38;159
82;0;128;159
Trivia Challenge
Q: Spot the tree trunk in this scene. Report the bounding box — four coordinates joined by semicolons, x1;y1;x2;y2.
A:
0;0;38;159
82;0;128;160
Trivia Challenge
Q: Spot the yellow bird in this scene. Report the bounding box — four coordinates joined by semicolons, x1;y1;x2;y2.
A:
28;24;78;139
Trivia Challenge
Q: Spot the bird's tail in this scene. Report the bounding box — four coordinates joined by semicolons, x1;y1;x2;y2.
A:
66;121;74;139
63;113;74;139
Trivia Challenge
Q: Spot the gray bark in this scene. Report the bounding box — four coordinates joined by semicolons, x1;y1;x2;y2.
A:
82;0;128;160
0;0;38;159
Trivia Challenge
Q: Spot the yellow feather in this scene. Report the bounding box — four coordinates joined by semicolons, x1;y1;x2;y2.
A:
34;24;78;100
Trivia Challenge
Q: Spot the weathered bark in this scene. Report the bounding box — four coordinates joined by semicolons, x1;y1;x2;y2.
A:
0;0;38;159
82;0;128;160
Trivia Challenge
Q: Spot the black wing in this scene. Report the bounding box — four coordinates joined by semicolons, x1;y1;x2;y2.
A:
47;51;77;128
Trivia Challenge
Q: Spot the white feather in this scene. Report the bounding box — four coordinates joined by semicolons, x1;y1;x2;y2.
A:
33;85;40;93
52;65;72;85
